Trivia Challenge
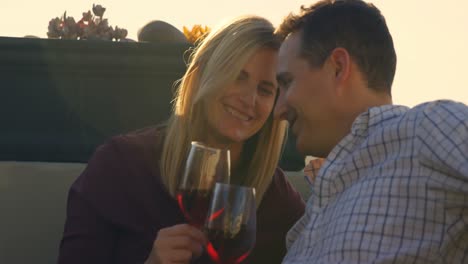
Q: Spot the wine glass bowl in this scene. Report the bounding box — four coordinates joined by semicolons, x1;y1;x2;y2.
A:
177;142;230;227
204;183;256;264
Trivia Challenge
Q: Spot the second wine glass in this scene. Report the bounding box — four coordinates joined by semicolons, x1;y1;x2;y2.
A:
204;183;257;264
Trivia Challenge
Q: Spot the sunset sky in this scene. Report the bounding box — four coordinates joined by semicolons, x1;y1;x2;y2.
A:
2;0;467;107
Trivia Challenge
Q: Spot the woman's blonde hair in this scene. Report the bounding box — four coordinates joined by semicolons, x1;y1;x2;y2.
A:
160;15;287;205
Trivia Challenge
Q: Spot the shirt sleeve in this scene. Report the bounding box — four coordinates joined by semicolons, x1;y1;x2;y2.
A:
417;101;468;189
285;208;311;250
417;101;468;256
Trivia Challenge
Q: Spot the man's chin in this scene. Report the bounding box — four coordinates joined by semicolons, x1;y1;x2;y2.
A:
297;142;329;159
295;135;323;157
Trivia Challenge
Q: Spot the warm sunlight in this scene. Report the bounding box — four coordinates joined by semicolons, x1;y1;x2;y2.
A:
2;0;467;107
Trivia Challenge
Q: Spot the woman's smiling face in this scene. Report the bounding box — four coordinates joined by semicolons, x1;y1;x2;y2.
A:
204;47;278;144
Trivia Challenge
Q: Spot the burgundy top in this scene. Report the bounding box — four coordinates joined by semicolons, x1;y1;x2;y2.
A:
58;126;305;264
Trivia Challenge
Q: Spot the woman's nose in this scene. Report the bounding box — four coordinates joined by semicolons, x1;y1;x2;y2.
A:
238;84;257;107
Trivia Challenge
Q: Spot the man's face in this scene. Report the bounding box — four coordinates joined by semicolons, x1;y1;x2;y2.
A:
274;32;342;157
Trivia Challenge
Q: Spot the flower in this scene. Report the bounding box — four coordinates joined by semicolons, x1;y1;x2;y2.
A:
114;26;128;40
92;4;106;17
62;15;79;39
82;11;93;22
46;4;127;41
47;17;62;38
183;25;211;44
100;26;114;41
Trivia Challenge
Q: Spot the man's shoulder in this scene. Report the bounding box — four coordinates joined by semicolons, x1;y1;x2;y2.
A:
396;100;468;158
359;100;467;152
410;100;467;118
409;100;468;130
379;100;468;132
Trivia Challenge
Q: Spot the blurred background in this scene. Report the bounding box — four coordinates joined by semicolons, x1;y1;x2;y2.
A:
2;0;467;107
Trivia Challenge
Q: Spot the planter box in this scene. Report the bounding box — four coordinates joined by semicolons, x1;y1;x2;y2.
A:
0;37;189;162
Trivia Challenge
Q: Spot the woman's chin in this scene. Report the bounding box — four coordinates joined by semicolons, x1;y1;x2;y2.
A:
219;130;251;144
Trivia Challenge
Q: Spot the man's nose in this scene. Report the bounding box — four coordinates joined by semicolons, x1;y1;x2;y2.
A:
274;90;288;121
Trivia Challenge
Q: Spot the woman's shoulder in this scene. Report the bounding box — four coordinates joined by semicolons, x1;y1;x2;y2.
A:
110;124;166;152
101;124;167;167
70;124;174;228
263;167;305;207
73;124;168;196
256;167;305;241
271;167;296;194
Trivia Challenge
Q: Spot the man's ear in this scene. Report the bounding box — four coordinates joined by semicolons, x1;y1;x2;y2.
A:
328;48;351;93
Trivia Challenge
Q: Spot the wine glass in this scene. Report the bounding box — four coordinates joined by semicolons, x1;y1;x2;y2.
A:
204;183;256;264
177;142;231;228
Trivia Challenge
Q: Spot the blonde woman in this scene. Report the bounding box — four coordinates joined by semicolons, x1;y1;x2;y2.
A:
59;15;305;264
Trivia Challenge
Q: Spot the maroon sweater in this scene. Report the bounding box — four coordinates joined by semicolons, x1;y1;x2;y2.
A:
58;126;305;264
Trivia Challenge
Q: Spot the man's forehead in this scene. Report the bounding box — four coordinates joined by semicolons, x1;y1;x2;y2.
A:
278;32;301;72
279;33;301;57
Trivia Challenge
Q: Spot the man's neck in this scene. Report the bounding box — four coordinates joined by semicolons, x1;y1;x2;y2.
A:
350;87;393;118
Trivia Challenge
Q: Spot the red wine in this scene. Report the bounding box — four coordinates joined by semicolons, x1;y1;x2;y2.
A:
177;189;212;227
205;225;255;264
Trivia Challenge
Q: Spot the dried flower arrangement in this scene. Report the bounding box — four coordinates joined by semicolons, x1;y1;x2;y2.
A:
47;4;128;41
183;25;211;44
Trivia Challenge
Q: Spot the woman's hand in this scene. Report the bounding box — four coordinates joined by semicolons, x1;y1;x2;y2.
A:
145;224;207;264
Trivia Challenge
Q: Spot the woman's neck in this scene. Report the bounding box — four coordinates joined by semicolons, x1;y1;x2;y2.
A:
227;143;243;173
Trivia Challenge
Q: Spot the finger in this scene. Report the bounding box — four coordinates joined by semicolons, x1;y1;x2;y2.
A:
162;224;207;244
161;236;204;257
166;249;193;262
148;248;191;264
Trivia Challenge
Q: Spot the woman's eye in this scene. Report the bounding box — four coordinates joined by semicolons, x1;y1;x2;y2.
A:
236;72;248;81
258;86;274;96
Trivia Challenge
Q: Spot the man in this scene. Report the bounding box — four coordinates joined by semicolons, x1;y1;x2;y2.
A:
274;0;468;263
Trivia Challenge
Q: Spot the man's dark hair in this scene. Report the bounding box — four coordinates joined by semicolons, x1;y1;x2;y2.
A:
277;0;396;93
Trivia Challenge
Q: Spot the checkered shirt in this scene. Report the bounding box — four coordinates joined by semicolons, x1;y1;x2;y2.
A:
284;100;468;264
